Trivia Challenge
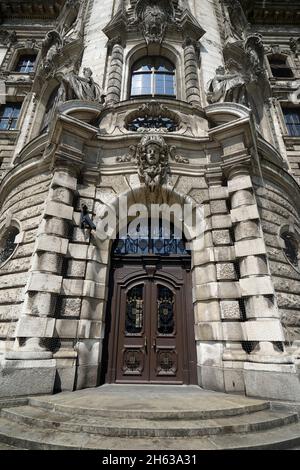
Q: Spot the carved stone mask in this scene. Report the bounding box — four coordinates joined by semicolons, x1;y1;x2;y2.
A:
145;143;161;165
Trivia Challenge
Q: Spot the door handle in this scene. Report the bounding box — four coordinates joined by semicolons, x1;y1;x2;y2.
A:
144;336;147;352
152;338;156;352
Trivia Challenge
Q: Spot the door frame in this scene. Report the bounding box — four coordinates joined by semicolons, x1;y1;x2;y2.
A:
103;255;197;385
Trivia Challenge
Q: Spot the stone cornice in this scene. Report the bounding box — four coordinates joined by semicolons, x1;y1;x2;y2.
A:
0;0;66;20
241;0;300;26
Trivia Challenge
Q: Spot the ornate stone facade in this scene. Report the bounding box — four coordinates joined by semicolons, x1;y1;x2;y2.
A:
0;0;299;402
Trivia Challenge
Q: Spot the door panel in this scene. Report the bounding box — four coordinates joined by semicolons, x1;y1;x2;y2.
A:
116;283;149;382
149;283;183;383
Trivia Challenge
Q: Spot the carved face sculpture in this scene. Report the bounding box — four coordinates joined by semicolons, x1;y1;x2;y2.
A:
145;143;161;166
143;4;165;41
83;68;93;79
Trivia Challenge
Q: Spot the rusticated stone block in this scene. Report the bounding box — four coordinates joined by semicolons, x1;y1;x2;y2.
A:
35;234;69;255
210;200;227;215
231;189;254;208
26;272;63;294
239;276;274;297
216;263;236;280
15;316;56;338
234;220;261;242
240;255;268;277
44;201;73;221
51;172;77;191
212;229;231;246
231;205;259;224
220;301;241;320
228;175;253;193
235;239;266;257
60;297;82;317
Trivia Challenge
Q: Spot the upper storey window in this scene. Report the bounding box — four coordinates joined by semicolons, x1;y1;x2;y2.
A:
15;54;37;73
130;57;176;98
0;103;21;131
283;108;300;137
268;55;293;79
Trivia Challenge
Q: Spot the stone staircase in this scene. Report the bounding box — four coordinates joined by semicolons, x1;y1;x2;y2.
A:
0;385;299;450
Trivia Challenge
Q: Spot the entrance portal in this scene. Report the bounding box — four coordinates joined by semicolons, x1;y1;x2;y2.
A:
103;223;197;385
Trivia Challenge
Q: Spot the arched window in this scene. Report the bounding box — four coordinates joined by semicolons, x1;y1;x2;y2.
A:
268;54;293;78
40;86;60;134
281;230;299;270
0;226;19;266
130;57;176;98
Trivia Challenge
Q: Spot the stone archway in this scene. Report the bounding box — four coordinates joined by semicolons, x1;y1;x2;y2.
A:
94;184;204;386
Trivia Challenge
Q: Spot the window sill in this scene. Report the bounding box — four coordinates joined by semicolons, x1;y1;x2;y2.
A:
0;129;20;142
283;135;300;142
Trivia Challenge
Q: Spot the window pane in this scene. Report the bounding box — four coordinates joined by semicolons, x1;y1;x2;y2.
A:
283;109;300;137
154;74;175;96
16;55;36;73
131;73;152;96
0;104;21;130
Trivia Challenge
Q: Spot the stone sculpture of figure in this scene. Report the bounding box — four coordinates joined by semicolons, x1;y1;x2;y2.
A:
245;34;265;79
41;30;63;72
223;0;249;42
137;134;169;191
58;67;105;104
206;61;247;106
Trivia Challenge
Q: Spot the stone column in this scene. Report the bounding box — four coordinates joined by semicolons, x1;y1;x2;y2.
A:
1;166;78;397
228;165;290;364
183;38;201;106
106;37;124;105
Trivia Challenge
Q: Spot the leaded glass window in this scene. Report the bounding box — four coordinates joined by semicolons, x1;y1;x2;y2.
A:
130;57;176;98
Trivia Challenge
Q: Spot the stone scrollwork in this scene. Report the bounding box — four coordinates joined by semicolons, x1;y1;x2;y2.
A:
134;0;175;45
117;145;137;163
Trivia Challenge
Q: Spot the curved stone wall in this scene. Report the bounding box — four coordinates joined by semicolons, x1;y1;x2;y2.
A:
0;172;51;352
255;177;300;344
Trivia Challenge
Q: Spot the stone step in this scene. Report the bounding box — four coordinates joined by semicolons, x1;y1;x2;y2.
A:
28;395;270;420
0;416;299;450
1;405;298;438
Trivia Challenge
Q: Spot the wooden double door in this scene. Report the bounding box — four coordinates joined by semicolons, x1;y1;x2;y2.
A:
104;257;197;385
